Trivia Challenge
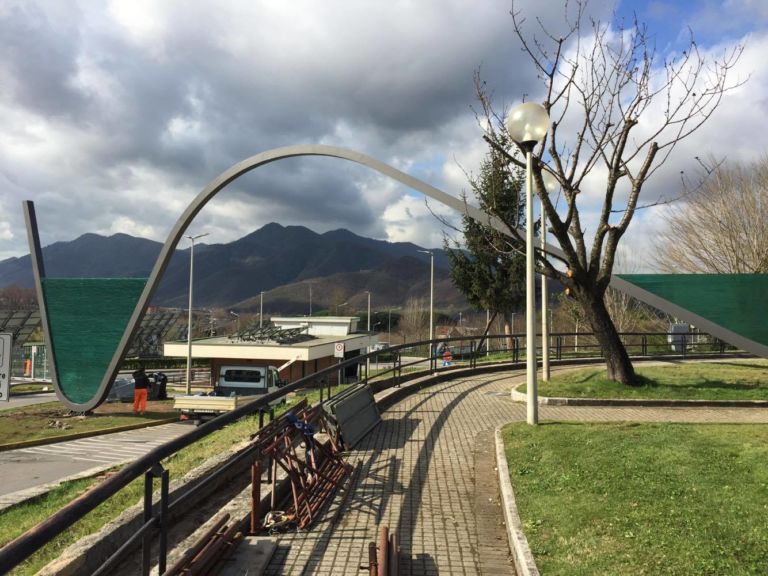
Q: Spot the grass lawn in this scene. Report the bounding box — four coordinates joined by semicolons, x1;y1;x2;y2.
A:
10;383;54;394
527;360;768;400
0;400;177;446
0;384;345;575
503;422;768;575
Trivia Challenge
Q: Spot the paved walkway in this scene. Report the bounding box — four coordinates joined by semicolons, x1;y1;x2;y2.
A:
263;369;768;575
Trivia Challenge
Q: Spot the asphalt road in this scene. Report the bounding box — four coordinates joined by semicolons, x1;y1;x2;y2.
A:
0;422;192;509
0;392;58;411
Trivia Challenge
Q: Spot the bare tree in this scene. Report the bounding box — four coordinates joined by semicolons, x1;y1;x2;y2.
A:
603;248;652;333
397;297;429;343
655;158;768;273
481;0;743;383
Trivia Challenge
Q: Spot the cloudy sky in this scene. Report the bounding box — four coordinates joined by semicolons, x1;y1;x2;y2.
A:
1;0;766;269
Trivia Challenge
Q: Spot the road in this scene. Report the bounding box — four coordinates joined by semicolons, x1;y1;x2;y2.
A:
1;391;58;411
0;422;192;509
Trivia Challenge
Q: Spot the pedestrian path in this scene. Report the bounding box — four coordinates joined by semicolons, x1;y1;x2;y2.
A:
263;369;768;575
0;423;190;509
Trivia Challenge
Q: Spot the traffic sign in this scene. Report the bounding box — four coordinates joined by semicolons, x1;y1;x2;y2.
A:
333;342;345;358
0;333;11;402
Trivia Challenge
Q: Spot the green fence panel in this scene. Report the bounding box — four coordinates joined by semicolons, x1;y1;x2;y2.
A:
42;278;147;405
617;274;768;347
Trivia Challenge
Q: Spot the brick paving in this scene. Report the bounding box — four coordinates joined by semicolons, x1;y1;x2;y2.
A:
264;369;768;575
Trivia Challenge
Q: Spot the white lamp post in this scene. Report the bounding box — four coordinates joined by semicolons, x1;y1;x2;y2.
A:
540;170;559;382
417;249;434;347
506;102;549;425
365;291;372;379
186;232;209;395
259;291;265;328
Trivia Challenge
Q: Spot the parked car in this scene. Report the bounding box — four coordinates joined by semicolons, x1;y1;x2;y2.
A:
106;375;162;403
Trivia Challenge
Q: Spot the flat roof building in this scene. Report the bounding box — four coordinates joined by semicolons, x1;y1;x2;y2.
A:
163;316;376;385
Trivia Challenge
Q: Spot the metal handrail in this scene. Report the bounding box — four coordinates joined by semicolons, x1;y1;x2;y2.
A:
0;330;742;570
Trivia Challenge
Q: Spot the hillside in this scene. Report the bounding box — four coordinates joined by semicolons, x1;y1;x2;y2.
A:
0;223;465;313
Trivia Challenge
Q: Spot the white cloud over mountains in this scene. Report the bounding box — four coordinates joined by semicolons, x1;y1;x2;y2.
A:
0;0;765;273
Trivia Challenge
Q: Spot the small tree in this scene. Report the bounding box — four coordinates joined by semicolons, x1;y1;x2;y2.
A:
655;158;768;273
398;297;429;343
445;137;527;351
480;0;743;383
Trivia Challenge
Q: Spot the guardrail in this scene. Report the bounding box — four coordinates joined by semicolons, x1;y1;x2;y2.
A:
0;330;744;572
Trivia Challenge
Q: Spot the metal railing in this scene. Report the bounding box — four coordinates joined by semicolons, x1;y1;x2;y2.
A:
0;329;743;572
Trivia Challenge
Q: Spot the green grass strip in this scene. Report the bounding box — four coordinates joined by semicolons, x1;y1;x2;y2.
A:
527;360;768;400
503;422;768;575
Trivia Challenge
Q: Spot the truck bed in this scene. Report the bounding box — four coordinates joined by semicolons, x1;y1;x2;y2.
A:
174;394;261;413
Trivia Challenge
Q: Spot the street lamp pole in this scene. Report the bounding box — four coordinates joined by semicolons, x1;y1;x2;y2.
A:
540;171;559;382
506;102;549;425
186;232;209;395
366;291;371;379
259;291;264;328
417;250;434;343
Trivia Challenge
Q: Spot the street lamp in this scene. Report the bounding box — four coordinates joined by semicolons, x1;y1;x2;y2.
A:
259;291;265;328
366;291;371;379
186;232;209;395
229;310;240;334
506;101;549;425
336;301;348;315
540;169;559;382
417;249;434;344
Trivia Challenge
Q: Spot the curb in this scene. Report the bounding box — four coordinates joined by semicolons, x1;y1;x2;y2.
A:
0;417;179;452
494;426;539;576
509;384;768;408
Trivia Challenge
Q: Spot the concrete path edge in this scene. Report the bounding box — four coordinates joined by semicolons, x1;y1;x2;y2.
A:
495;425;540;576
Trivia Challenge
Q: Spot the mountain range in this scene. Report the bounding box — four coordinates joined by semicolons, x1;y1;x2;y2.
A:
0;223;468;314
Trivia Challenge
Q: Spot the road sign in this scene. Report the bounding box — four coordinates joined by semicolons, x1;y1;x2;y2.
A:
0;333;11;402
333;342;345;359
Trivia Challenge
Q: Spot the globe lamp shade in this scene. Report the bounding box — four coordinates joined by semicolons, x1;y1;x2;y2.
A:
506;102;550;146
541;169;559;194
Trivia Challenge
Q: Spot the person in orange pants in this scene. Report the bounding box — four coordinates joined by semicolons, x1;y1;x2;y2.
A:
132;365;150;415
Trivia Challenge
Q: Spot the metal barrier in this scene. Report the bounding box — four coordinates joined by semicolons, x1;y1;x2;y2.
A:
0;330;745;572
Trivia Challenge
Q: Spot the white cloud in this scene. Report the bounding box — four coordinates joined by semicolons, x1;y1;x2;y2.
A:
0;0;766;275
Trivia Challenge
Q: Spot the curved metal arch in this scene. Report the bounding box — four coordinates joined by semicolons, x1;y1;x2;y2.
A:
67;143;766;410
86;145;509;410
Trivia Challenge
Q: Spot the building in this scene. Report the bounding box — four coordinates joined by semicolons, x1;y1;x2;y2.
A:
163;316;377;385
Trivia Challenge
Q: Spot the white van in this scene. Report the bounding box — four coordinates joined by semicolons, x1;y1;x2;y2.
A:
218;365;283;403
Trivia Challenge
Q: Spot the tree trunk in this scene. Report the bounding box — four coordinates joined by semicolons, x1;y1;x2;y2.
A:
580;291;637;385
476;311;498;356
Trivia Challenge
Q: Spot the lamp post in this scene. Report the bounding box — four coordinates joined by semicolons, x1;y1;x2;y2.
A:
540;170;559;382
229;310;240;333
366;290;371;379
506;102;549;425
186;232;209;395
259;291;265;328
417;250;434;343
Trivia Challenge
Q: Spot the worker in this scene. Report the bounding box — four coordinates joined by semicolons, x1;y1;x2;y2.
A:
132;365;150;415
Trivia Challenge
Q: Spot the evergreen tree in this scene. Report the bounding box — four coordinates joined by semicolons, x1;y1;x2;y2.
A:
444;139;527;349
